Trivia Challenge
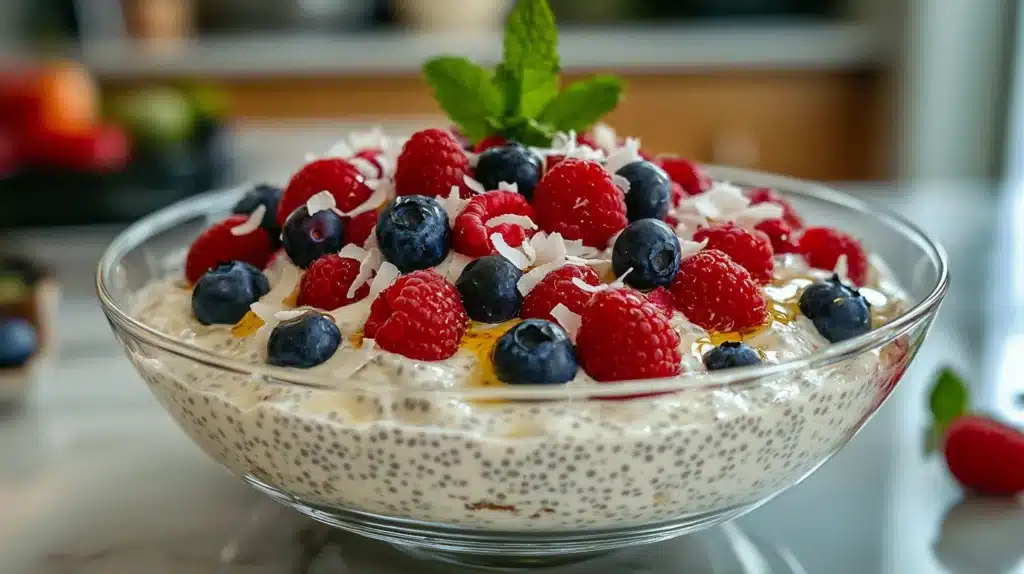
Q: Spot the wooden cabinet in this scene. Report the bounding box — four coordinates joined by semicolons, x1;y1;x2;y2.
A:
102;69;886;181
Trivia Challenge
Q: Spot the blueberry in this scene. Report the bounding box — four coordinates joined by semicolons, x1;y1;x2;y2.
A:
282;205;346;269
232;183;283;240
0;317;37;368
474;143;543;200
704;341;762;370
456;255;523;323
611;218;681;290
267;311;341;368
493;319;577;384
798;275;871;342
376;195;451;273
191;261;270;325
616;160;672;221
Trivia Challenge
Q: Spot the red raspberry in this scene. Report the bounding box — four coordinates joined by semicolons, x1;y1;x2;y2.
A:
942;415;1024;496
277;158;372;226
658;157;710;196
663;182;685;227
520;265;600;323
297;254;371;310
670;249;767;332
452;190;536;257
747;187;803;229
645;286;676;316
798;227;869;286
577;289;682;382
693;223;774;284
754;218;799;254
472;134;507;153
352;148;385;178
363;269;468;360
343;210;378;247
184;216;275;284
395;128;470;199
531;159;628;248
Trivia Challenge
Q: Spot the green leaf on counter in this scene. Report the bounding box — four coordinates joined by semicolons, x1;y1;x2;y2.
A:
929;367;970;432
423;57;504;142
538;75;624;133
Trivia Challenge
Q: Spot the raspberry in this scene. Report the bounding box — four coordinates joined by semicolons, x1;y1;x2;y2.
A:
664;182;685;227
352;148;385;178
395;128;470;199
692;223;774;284
645;286;676;316
658;157;710;196
577;289;681;382
473;134;507;153
670;249;766;332
520;265;600;323
184;216;275;284
343;210;378;247
747;187;803;229
297;254;371;310
798;227;869;286
452;190;536;257
942;415;1024;496
277;158;372;226
363;269;468;360
531;159;628;248
754;218;798;254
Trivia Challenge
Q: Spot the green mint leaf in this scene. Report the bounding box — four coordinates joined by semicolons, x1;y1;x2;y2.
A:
503;0;559;81
929;367;970;431
538;75;623;133
423;56;503;142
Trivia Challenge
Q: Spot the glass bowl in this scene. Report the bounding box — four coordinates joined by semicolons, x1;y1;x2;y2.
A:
96;166;948;570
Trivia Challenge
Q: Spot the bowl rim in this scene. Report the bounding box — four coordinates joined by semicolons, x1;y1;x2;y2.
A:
96;165;950;399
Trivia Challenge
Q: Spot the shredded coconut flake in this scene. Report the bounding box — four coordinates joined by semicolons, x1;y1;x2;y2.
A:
263;264;301;307
349;156;379;179
337;179;392;217
529;232;568;266
592;123;617;152
550;304;582;341
467;152;480;168
369;262;400;299
492;233;531;270
348;248;382;299
440;252;474;283
324;139;354;159
230;204;266;236
679;238;708;259
612;174;631;194
274;309;310;321
516;259;567;296
439;186;470;225
328;299;372;332
497;181;519;193
303;152;318;163
306;191;337;215
332;338;377;379
338;243;369;261
463;175;486;194
571;277;604;294
731;203;785;228
833;254;849;281
604;137;641;175
485;213;538;229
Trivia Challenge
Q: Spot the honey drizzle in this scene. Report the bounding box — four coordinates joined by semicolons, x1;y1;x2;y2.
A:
460;319;522;388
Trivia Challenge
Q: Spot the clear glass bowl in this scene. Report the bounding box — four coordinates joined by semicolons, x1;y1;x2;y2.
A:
97;166;948;570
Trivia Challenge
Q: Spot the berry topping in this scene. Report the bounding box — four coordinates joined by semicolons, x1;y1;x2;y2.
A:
644;286;676;316
658;157;710;196
798;227;869;286
493;319;577;385
363;269;468;361
266;311;341;369
692;223;774;285
611;219;681;290
455;255;524;323
616;160;672;221
754;218;798;254
577;288;681;382
277;158;372;226
281;204;346;269
474;143;543;199
376;195;452;272
298;254;372;311
452;190;536;257
531;158;628;248
184;215;276;284
395;128;470;198
232;183;283;240
798;275;870;343
670;249;766;332
0;317;37;368
704;341;762;370
520;265;600;324
191;261;270;325
343;210;379;247
943;415;1024;496
747;187;803;229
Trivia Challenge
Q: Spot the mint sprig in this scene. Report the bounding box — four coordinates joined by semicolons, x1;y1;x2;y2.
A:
422;0;623;147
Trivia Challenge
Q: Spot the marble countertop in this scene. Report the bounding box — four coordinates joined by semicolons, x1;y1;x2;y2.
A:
1;125;1021;572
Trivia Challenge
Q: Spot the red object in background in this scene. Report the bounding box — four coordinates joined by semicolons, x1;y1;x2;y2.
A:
21;124;130;172
0;63;98;134
0;128;20;176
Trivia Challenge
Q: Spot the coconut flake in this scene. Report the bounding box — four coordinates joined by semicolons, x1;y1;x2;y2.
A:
610;267;633;288
230;204;267;236
604;137;641;175
324;138;354;159
306;191;337;215
262;264;301;307
350;156;379;179
332;338;377;379
731;202;785;228
486;213;538;229
571;277;604;294
592;123;617;152
612;174;631;194
463;174;485;195
529;232;568;266
375;155;394;178
348;248;382;299
833;254;849;281
679;238;709;259
439;186;470;225
497;181;519;193
550;303;582;341
338;243;369;261
573;197;589;209
274;309;311;322
349;127;387;151
491;233;530;270
303;152;318;163
337;179;392;217
441;252;474;283
328;299;373;332
516;259;567;296
369;261;400;299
